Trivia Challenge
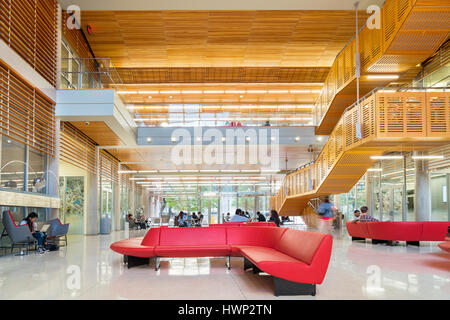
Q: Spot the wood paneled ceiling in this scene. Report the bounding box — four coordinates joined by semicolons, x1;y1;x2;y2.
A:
118;83;322;105
114;66;330;84
81;10;370;70
70;121;126;146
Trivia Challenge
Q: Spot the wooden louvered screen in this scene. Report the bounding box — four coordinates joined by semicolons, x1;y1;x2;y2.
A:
100;151;119;184
376;92;427;138
0;0;58;87
427;92;450;138
0;59;55;155
60;122;97;174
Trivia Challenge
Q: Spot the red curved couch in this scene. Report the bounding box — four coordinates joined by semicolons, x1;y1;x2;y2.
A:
111;226;333;296
210;222;276;227
346;221;450;246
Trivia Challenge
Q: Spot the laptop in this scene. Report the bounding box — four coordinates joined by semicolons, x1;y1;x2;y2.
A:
39;224;51;233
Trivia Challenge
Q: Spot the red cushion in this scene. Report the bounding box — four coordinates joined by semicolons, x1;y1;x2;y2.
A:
438;242;450;253
366;222;423;241
110;238;155;258
141;228;161;246
420;222;450;241
159;227;227;246
155;245;231;257
241;235;333;284
346;221;370;238
242;222;277;227
241;246;300;264
275;229;328;265
226;227;286;249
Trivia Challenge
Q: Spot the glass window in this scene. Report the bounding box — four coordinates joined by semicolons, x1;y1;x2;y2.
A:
28;148;47;194
0;136;26;192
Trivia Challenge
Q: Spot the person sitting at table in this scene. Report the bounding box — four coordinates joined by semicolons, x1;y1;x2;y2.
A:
257;211;266;222
198;212;204;225
231;209;250;222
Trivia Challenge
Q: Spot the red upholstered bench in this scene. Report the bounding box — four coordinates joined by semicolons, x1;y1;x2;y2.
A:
110;226;333;296
438;241;450;253
210;222;276;227
346;221;450;246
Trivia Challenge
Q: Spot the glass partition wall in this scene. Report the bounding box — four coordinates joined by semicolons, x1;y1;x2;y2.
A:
337;152;450;223
162;184;270;224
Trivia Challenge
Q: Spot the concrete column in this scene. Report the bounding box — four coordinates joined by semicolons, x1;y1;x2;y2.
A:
142;190;150;219
128;184;135;216
86;171;99;235
446;174;450;222
149;196;155;218
113;181;120;231
48;119;61;220
365;174;374;215
414;152;431;221
86;147;99;235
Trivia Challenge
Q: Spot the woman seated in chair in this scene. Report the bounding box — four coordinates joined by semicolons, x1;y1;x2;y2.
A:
19;212;48;254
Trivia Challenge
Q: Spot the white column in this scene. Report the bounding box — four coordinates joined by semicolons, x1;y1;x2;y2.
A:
86;148;99;235
414;152;431;221
48;119;61;220
128;184;135;216
365;174;374;215
447;174;450;221
113;181;120;231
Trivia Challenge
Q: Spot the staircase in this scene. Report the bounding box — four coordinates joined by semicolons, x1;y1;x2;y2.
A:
315;0;450;135
271;89;450;216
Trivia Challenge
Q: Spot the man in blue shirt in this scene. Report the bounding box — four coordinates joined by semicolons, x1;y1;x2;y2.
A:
231;209;250;222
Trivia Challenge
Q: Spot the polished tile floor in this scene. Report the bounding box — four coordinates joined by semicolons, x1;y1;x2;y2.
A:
0;227;449;300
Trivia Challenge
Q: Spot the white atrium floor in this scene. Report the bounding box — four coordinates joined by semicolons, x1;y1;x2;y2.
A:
0;226;449;300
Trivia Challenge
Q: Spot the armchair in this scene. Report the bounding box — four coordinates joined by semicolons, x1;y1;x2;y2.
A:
46;218;69;246
2;211;36;254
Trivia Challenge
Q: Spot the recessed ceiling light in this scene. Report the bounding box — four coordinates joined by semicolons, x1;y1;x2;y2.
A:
146;137;152;143
295;136;300;142
171;137;177;143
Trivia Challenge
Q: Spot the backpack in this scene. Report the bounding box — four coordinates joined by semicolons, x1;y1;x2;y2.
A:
45;244;59;251
317;204;331;217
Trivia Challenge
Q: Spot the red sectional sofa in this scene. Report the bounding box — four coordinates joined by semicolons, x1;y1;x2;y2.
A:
110;226;333;296
346;221;450;246
210;222;276;227
438;239;450;253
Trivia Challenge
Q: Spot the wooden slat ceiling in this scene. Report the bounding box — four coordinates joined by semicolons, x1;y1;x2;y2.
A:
114;66;330;84
118;83;322;105
70;121;126;146
81;10;370;69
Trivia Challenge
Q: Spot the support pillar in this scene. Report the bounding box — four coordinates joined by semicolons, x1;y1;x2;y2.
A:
47;119;61;220
86;147;99;235
447;174;450;222
113;181;120;231
365;174;374;216
414;152;431;221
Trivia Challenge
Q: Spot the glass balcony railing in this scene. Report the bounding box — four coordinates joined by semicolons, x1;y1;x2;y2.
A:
59;58;122;90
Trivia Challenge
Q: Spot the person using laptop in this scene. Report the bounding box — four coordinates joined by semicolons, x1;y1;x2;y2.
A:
19;212;48;254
